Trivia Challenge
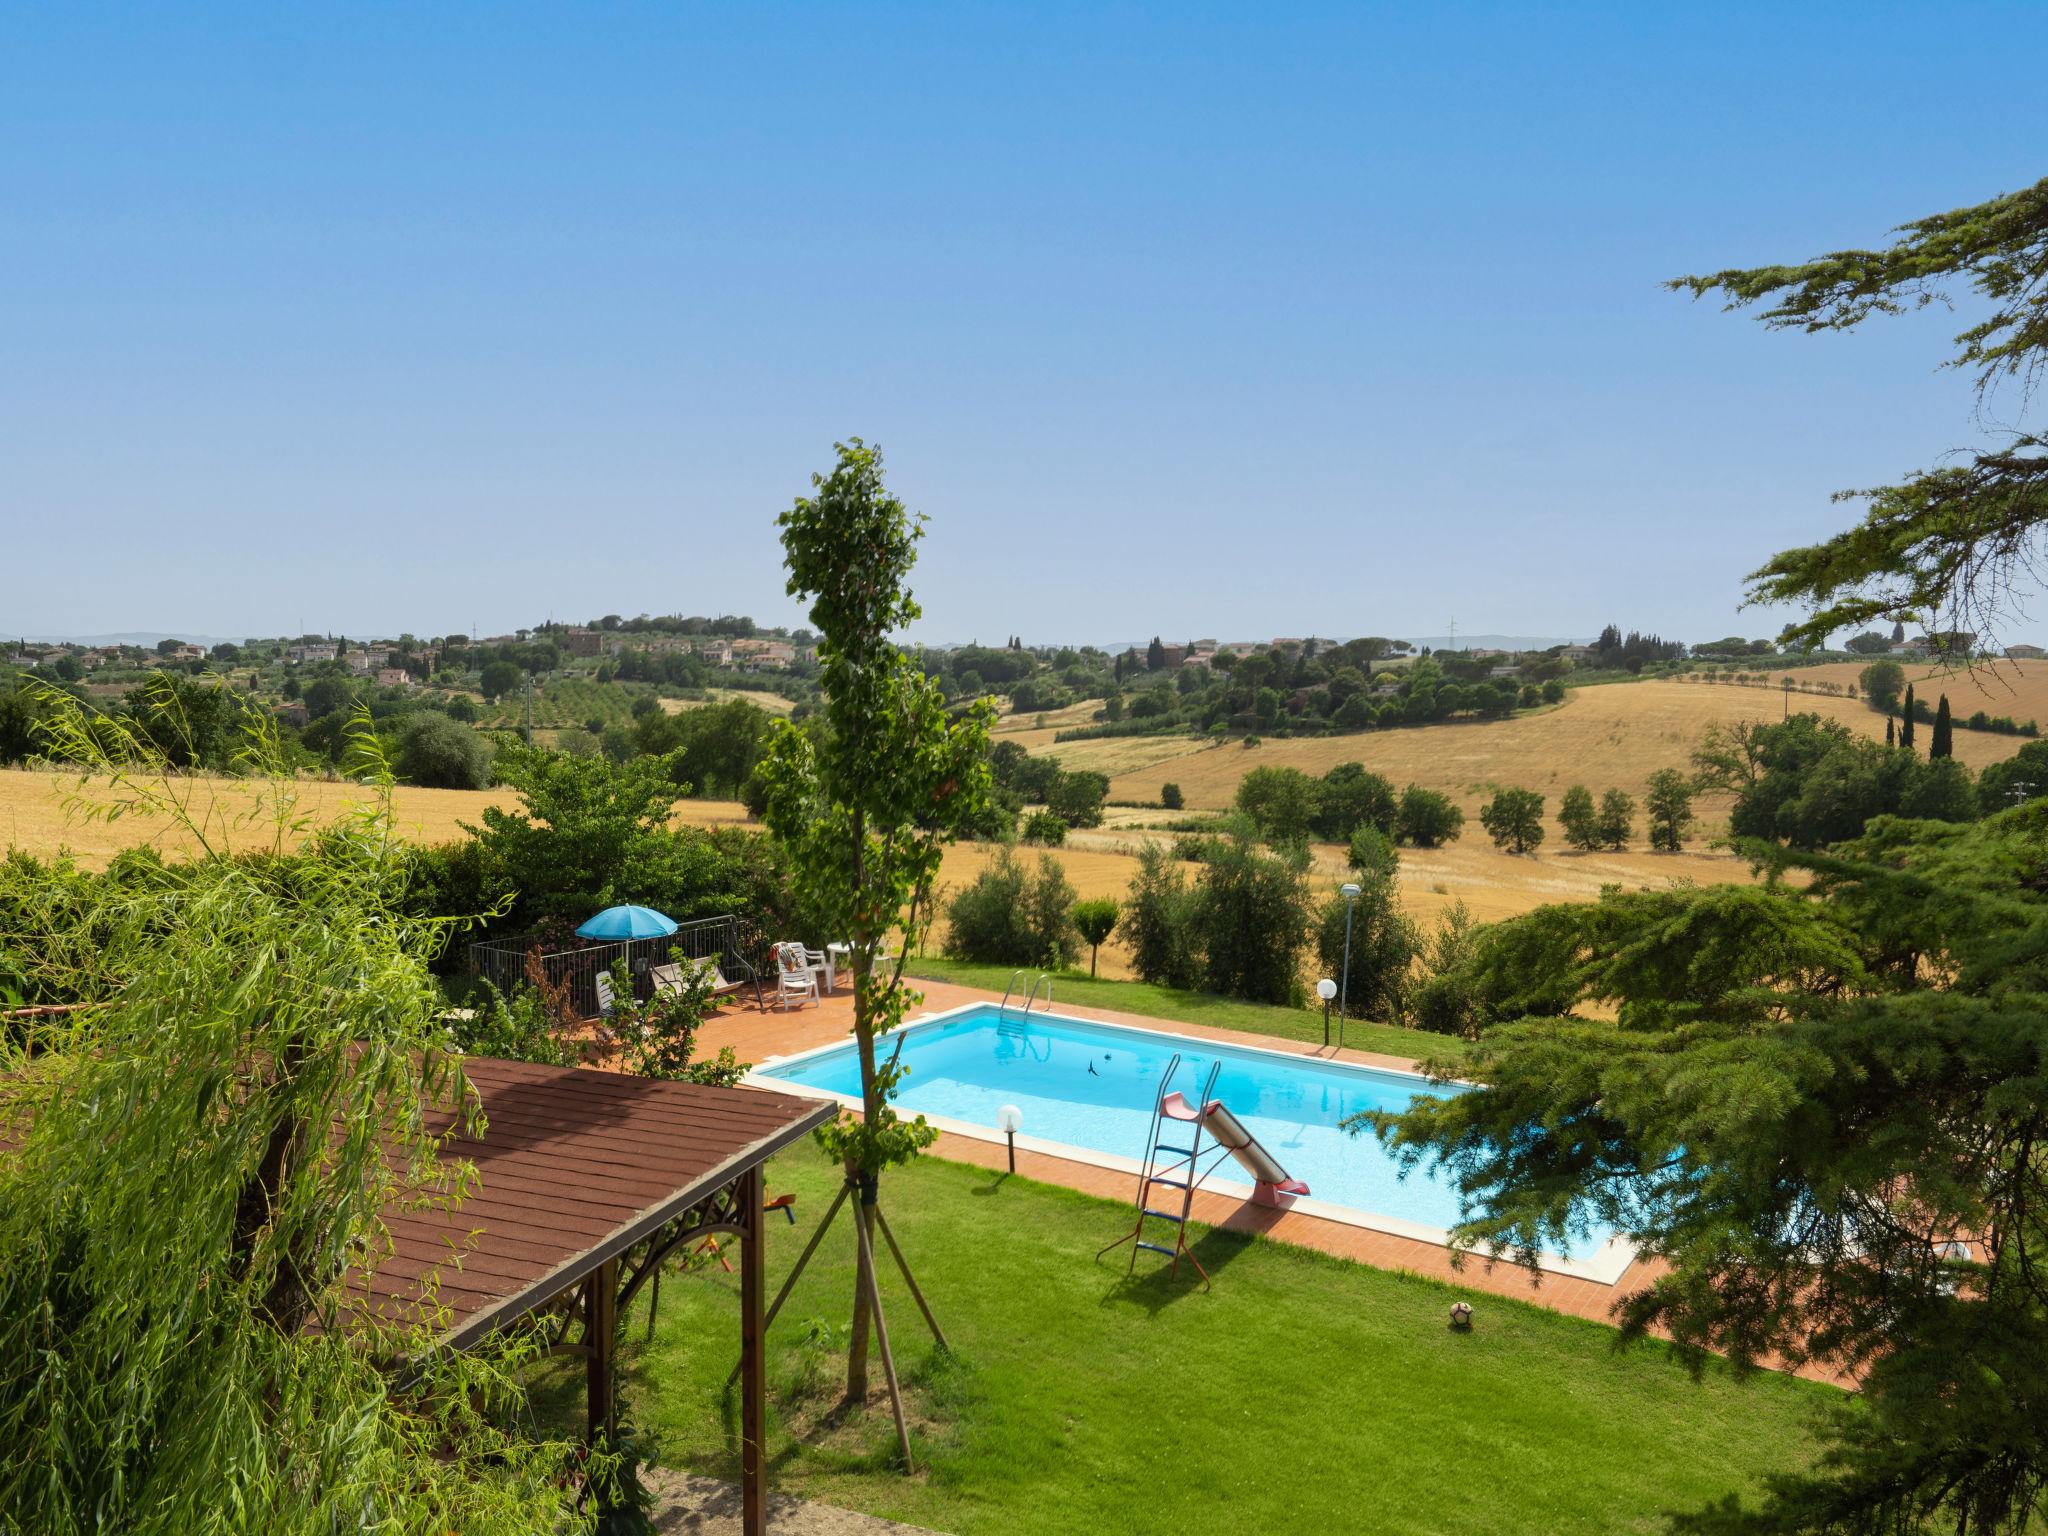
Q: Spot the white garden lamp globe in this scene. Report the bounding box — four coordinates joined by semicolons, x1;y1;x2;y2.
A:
997;1104;1023;1174
1316;977;1337;1048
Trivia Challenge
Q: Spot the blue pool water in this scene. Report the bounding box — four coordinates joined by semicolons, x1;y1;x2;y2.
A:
759;1004;1619;1262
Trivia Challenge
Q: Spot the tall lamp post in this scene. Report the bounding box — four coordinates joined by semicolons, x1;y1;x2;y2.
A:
1338;882;1361;1050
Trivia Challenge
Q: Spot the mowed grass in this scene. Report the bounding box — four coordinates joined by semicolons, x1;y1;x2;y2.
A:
577;1154;1832;1535
1031;677;2029;821
902;955;1471;1064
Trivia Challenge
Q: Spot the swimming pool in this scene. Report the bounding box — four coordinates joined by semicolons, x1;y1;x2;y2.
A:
749;1002;1633;1283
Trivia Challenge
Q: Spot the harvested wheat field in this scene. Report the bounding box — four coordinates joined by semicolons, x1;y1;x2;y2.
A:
0;767;521;867
1;768;1757;982
1755;657;2048;725
0;769;766;869
1032;678;2030;825
656;688;796;716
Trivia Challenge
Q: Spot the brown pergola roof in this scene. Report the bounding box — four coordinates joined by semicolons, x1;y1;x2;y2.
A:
365;1058;834;1350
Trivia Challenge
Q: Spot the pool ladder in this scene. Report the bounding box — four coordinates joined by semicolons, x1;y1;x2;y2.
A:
1095;1052;1221;1289
999;969;1054;1020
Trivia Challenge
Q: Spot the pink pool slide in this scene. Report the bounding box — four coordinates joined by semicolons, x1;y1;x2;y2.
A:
1159;1092;1311;1206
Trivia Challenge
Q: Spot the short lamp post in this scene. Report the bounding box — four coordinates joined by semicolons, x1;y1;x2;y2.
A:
997;1103;1023;1174
1338;882;1361;1050
1316;977;1337;1048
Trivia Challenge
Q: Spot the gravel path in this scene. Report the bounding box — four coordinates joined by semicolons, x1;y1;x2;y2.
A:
647;1471;943;1534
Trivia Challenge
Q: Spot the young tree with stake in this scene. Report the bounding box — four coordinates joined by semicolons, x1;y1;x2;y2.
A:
756;441;994;1421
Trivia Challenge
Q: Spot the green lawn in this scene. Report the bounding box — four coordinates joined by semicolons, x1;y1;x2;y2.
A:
903;955;1471;1066
571;1154;1830;1535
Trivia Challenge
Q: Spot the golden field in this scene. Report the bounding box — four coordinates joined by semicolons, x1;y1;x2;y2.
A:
6;668;1968;980
656;688;796;716
0;765;1753;985
1019;677;2029;825
1758;657;2048;725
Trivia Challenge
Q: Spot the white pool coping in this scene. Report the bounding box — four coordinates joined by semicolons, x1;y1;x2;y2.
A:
745;999;1639;1287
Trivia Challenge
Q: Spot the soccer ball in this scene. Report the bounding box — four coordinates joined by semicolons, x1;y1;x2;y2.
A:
1449;1301;1473;1329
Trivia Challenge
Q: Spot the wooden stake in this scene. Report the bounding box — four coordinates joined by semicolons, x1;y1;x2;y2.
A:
873;1204;948;1353
854;1193;916;1473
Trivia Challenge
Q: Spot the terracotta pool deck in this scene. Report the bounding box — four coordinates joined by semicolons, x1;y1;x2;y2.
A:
697;976;1658;1330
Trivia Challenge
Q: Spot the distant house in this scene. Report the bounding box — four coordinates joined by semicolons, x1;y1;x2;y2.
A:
346;650;372;675
272;701;309;728
1488;665;1521;680
376;667;410;689
2005;644;2047;660
1558;644;1596;662
289;643;338;664
165;643;204;663
562;627;605;657
732;639;795;671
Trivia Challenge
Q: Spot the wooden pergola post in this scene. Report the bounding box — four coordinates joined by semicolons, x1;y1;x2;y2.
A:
740;1165;767;1536
585;1256;618;1444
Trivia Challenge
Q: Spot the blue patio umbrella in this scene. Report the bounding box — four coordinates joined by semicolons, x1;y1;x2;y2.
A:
575;904;679;942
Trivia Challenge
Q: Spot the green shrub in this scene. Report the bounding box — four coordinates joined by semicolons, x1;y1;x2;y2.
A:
1161;782;1184;810
600;959;743;1085
1193;832;1313;1006
394;711;493;790
1314;868;1415;1023
1407;902;1481;1037
942;849;1077;967
1021;810;1068;845
454;977;576;1065
1123;842;1203;990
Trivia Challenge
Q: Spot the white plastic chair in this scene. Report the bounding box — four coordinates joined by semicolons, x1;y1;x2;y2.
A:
774;942;819;1010
594;970;617;1020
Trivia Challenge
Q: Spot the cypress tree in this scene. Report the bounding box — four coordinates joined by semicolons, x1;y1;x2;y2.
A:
1886;716;1896;748
1931;693;1954;758
1901;684;1917;751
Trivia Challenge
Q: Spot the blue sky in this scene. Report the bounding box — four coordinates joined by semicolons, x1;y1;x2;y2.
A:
4;4;2045;647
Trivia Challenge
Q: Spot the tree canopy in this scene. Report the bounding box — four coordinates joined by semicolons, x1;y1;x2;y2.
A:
1369;809;2048;1532
1674;176;2048;650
